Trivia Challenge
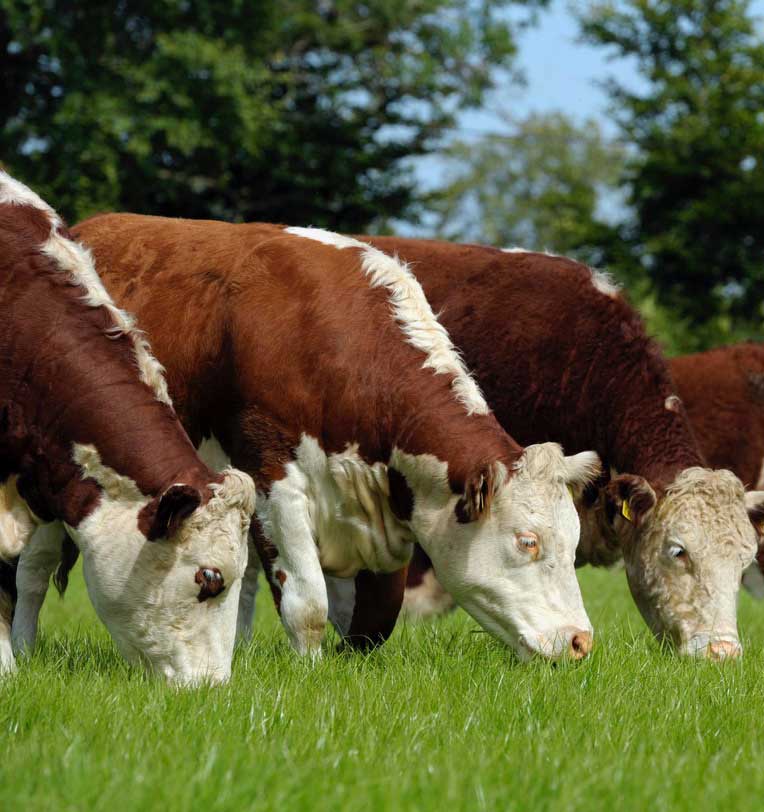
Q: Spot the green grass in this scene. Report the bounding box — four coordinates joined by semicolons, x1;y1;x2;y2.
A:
1;565;763;812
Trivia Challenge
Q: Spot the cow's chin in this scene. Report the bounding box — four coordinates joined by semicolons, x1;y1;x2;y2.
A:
631;594;744;662
107;621;236;686
678;634;742;661
447;589;593;662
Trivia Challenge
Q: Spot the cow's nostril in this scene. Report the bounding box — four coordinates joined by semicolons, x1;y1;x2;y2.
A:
570;631;593;660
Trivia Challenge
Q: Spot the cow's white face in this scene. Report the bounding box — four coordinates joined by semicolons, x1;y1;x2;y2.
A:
606;468;761;659
67;448;256;684
395;443;600;660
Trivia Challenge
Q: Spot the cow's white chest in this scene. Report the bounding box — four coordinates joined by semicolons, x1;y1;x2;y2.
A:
0;476;39;559
259;435;414;577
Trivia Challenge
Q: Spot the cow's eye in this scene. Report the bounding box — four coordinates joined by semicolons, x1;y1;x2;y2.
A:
195;567;225;602
667;544;687;562
516;532;539;556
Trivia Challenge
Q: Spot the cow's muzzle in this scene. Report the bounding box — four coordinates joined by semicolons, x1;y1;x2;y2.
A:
681;634;742;661
520;626;594;661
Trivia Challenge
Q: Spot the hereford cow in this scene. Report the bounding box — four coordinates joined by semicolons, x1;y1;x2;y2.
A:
669;342;764;594
0;172;256;683
361;238;764;660
405;340;764;613
51;215;606;661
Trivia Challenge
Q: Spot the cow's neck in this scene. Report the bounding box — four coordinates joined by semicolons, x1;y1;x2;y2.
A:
599;382;704;490
0;274;213;526
383;382;522;492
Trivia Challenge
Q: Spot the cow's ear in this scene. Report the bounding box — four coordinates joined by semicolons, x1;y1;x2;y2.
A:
604;474;656;529
745;491;764;537
139;484;202;541
562;450;602;499
455;461;506;523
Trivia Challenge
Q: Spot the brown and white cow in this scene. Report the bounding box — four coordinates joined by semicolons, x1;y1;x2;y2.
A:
0;172;256;683
48;215;606;661
360;238;763;660
669;343;764;594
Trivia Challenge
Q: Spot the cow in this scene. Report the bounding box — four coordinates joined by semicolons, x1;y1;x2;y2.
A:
0;172;257;684
404;340;764;614
41;214;608;662
669;342;764;595
358;238;764;660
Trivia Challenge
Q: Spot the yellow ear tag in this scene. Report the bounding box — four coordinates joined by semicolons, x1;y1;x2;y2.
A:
567;485;575;499
621;499;633;523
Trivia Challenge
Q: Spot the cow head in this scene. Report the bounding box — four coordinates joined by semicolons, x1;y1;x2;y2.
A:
392;443;601;660
66;448;256;684
602;468;761;659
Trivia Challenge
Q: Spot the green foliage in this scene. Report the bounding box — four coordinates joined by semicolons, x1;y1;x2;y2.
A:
622;278;759;355
580;0;764;334
5;563;764;810
430;3;764;353
0;0;546;229
430;111;625;264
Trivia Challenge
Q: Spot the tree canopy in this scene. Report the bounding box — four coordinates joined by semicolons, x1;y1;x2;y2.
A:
580;0;764;335
431;1;764;352
0;0;546;229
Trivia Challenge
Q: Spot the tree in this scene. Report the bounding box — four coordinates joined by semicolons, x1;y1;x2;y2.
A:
429;111;625;264
0;0;547;230
579;0;764;332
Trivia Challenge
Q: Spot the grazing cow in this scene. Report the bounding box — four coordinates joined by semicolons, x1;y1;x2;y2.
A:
669;342;764;594
56;214;605;661
0;172;256;684
360;237;764;660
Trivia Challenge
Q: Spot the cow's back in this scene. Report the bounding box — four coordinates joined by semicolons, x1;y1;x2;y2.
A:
73;218;503;484
364;236;698;480
72;214;285;445
365;239;594;449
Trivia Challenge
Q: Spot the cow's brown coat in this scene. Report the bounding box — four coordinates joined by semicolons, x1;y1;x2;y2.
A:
71;215;523;648
0;203;218;529
670;343;764;488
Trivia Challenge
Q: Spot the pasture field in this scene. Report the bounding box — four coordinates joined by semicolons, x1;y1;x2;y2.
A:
1;565;762;812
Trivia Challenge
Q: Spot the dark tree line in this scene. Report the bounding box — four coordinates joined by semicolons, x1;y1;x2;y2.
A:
3;1;763;350
0;0;546;229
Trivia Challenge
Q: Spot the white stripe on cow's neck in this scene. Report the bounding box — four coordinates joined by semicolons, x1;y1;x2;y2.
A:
0;171;172;406
72;444;145;502
0;172;62;227
284;227;489;416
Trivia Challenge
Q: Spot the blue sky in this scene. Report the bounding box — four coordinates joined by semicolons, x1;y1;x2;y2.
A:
412;0;764;197
460;1;640;139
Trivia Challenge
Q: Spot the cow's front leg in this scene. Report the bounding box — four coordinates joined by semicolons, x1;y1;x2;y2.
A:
236;532;262;643
0;476;36;560
326;569;407;651
12;522;65;656
256;484;328;657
